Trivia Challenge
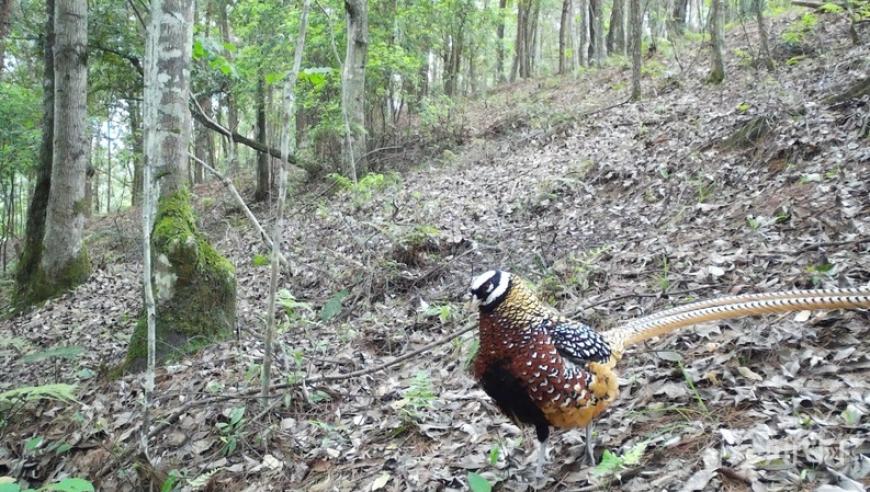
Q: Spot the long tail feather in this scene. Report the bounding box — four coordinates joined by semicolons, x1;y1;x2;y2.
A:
603;292;870;356
625;286;870;329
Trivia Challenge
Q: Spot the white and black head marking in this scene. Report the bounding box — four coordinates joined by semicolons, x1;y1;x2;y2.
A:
470;270;512;311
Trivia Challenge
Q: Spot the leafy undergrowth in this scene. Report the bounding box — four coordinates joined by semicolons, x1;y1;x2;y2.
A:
2;12;869;492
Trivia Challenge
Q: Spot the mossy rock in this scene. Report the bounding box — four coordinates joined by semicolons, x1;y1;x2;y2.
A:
123;189;236;372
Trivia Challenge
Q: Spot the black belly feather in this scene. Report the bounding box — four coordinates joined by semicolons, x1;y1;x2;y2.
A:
479;359;550;443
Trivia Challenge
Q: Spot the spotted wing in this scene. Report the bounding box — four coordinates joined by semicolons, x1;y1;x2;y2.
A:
546;318;612;365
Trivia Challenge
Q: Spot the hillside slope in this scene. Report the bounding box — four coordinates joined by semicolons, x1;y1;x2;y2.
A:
1;11;868;491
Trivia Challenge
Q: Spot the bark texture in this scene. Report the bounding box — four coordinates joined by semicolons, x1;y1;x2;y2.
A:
342;0;368;180
125;0;236;372
254;76;269;201
558;0;573;74
630;0;642;100
38;0;90;298
16;0;54;301
607;0;625;55
709;0;725;83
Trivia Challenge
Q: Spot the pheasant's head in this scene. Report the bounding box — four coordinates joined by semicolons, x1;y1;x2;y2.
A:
468;270;512;312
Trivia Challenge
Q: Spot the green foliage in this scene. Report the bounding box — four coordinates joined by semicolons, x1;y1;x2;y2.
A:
330;172;401;205
251;253;270;267
0;477;95;492
806;262;835;286
216;406;247;456
653;257;670;292
736;102;751;114
21;346;84;364
466;472;492;492
276;289;313;322
423;303;456;324
592;441;649;476
819;2;844;13
782;13;817;44
396;371;436;422
320;289;350;322
0;384;78;411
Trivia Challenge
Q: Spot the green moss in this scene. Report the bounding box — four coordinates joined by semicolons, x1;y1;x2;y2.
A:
122;188;236;373
15;247;90;307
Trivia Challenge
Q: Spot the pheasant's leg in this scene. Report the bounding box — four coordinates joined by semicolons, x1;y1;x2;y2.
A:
534;423;550;478
584;424;595;465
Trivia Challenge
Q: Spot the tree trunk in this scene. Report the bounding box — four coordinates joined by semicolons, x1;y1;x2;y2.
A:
39;0;90;298
577;0;588;66
528;0;540;75
125;0;236;372
496;0;507;82
559;0;574;74
607;0;625;55
106;106;113;211
589;0;604;65
0;0;13;79
217;0;239;175
130;99;144;206
254;76;269;201
630;0;642;100
754;0;774;71
672;0;688;34
708;0;725;83
193;94;210;184
342;0;367;180
16;0;53;300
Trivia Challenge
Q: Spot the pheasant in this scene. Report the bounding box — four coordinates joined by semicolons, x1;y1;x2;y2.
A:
468;269;870;475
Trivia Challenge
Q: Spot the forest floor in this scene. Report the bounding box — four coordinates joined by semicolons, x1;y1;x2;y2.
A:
2;9;869;492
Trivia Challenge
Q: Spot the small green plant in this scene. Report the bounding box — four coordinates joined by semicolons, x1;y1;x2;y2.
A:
216;406;246;456
320;289;349;322
466;472;492;492
677;360;709;414
276;289;313;322
806;262;835;286
654;257;670;292
694;177;715;203
592;441;649;477
746;216;761;230
422;303;455;324
736;102;751;114
21;346;84;364
820;2;844;12
160;470;182;492
0;477;96;492
329;172;400;206
732;48;753;66
395;371;436;422
251;253;269;267
782;13;817;44
0;384;77;411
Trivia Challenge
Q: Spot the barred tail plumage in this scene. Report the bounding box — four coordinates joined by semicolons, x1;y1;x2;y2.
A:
603;288;870;357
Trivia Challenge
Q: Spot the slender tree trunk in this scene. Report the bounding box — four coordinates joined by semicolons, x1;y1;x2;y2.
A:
559;0;573;74
528;0;540;75
263;0;310;399
17;0;54;295
90;131;98;214
630;0;642;100
607;0;625;55
342;0;368;180
496;0;507;82
40;0;90;293
754;0;774;71
254;76;269;201
708;0;725;83
589;0;604;65
0;0;13;79
193;94;210;184
106;105;113;211
672;0;688;34
577;0;588;66
217;0;238;175
130;98;144;206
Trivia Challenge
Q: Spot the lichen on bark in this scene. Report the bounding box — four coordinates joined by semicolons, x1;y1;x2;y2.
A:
124;188;236;372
